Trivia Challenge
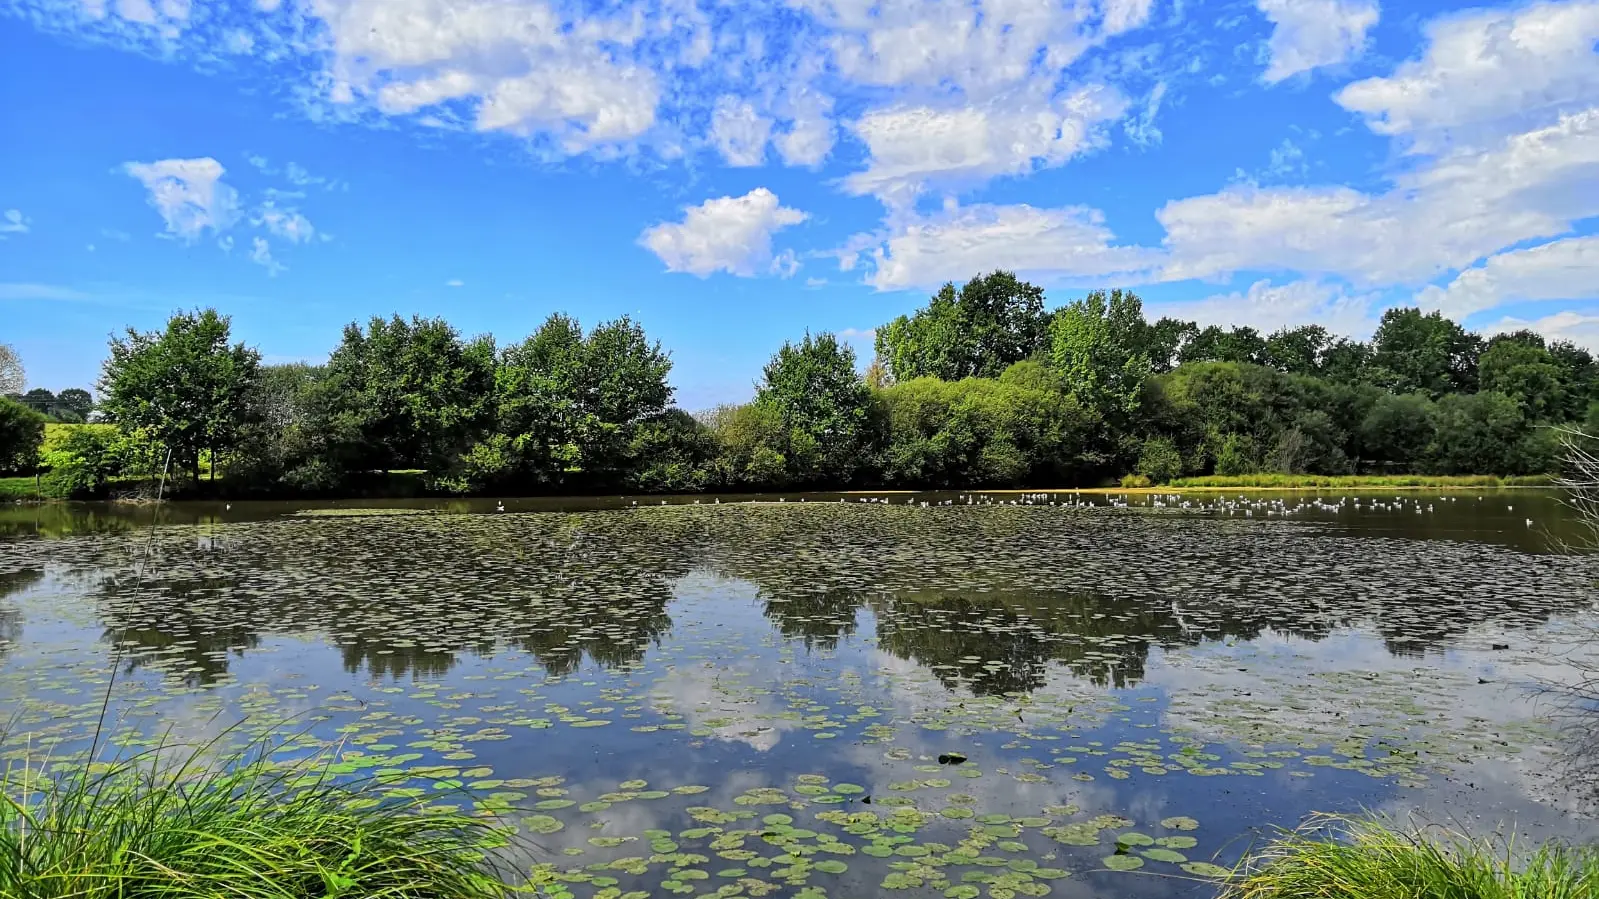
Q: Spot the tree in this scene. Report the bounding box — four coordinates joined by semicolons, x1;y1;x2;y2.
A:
1320;338;1371;384
0;344;22;396
1356;393;1435;470
1049;289;1152;423
1179;325;1268;366
98;308;263;483
310;315;495;476
1368;308;1482;397
756;331;876;484
1478;338;1567;421
21;388;55;412
1263;325;1332;375
875;271;1051;382
0;397;45;474
1139;318;1198;374
483;314;674;489
55;388;94;420
1425;391;1529;474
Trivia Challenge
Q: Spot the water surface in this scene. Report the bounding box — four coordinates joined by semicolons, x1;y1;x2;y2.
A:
2;490;1595;898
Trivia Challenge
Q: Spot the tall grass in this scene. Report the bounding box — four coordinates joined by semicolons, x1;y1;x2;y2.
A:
0;736;524;899
1220;815;1598;899
1165;473;1554;489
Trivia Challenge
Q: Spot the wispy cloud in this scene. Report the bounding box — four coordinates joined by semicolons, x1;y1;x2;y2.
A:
0;283;90;301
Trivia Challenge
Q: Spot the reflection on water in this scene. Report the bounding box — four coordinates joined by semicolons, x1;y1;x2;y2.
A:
1;495;1595;897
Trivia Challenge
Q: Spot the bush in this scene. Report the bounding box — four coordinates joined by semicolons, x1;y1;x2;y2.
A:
0;397;45;475
1136;437;1184;484
1214;433;1259;476
1119;473;1153;488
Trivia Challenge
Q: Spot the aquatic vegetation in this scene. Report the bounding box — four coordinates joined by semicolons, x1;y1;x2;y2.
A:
0;738;520;899
1219;815;1599;899
0;498;1593;898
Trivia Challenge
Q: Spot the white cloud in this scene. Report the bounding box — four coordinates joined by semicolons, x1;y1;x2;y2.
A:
1256;0;1378;83
709;96;772;167
860;202;1160;291
845;84;1129;206
1482;309;1599;351
0;283;89;301
0;209;30;236
249;236;284;275
1336;0;1599;153
1417;236;1599;319
1157;108;1599;286
123;157;240;242
640;188;807;277
446;278;464;287
1102;0;1155;36
253;203;316;243
1150;279;1384;337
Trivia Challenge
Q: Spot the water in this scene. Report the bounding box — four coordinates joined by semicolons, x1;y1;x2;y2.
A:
1;489;1595;897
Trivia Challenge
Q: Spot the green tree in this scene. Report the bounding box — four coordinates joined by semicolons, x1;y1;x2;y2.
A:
1356;392;1435;470
1262;325;1332;375
55;388;94;420
482;314;673;489
875;271;1050;382
1320;338;1371;384
878;376;1090;487
1136;436;1184;484
1178;325;1268;365
1139;318;1198;374
1367;308;1481;397
0;397;45;474
309;315;495;477
1050;289;1152;422
1478;338;1566;421
1425;391;1529;474
756;331;875;484
98;308;263;483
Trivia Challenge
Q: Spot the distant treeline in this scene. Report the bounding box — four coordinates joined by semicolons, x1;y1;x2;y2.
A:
1;271;1591;498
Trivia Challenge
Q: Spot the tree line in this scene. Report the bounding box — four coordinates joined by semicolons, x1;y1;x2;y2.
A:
1;270;1590;498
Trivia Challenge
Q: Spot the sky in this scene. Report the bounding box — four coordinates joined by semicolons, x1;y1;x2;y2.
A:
1;0;1597;410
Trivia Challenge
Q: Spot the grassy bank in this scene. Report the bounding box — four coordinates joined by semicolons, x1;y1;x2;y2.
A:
0;741;523;899
0;476;41;500
1221;816;1597;899
1163;473;1554;490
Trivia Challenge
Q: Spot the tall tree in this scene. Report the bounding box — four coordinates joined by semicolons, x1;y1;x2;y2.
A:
1138;318;1198;374
1049;289;1152;422
1478;338;1566;421
0;344;22;396
1263;325;1332;375
1367;308;1482;397
312;315;496;474
875;271;1050;382
1179;325;1268;366
757;331;875;483
55;388;94;420
98;308;262;482
488;314;674;487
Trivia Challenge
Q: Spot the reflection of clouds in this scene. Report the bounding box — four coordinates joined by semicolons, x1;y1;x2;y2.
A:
1146;617;1599;816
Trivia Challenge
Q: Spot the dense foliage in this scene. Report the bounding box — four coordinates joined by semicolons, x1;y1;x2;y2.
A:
22;270;1593;497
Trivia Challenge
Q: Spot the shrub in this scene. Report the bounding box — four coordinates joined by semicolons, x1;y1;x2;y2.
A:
1119;473;1153;488
1136;437;1184;484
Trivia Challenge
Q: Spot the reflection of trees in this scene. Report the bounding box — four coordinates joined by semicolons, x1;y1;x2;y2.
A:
0;505;138;540
78;510;705;684
100;576;260;688
761;587;860;652
0;568;43;661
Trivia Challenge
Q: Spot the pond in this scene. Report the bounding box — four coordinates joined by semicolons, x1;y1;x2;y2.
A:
2;489;1596;898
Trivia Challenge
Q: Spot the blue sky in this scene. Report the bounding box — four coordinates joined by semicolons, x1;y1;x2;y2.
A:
2;0;1597;410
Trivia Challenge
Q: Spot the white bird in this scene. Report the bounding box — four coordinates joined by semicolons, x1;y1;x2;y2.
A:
495;501;505;512
1526;518;1533;527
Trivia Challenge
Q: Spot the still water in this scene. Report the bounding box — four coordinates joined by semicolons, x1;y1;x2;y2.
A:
1;489;1596;897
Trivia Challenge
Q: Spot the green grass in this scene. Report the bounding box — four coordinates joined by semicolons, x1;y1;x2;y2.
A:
0;476;40;500
1220;815;1598;899
1164;473;1554;489
1;737;525;899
